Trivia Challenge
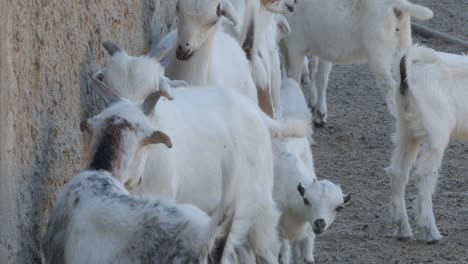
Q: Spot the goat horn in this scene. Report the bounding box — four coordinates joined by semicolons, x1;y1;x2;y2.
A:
142;89;172;115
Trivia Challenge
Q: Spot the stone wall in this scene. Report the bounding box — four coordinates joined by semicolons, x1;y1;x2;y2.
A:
0;1;177;262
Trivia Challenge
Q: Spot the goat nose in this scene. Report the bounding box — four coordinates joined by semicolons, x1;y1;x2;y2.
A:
314;219;326;229
286;4;295;12
176;44;194;61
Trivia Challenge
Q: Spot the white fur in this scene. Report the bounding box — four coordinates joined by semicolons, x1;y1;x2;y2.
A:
273;79;347;264
236;0;295;117
152;0;258;104
44;170;236;264
97;47;311;263
386;45;468;243
273;151;347;264
281;0;433;126
43;97;236;264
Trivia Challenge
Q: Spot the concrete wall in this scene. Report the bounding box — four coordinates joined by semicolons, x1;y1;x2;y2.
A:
0;1;176;262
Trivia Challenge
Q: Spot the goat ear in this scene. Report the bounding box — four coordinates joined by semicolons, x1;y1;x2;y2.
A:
102;41;124;56
242;16;255;60
167;79;188;88
343;193;352;205
218;0;239;26
297;182;306;197
91;72;121;105
147;45;174;64
158;77;177;96
142;89;173;115
275;15;290;38
143;131;172;148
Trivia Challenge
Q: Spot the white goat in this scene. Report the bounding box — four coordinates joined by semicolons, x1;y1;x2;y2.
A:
273;78;350;264
96;42;312;263
43;90;235;264
281;0;433;127
274;152;351;264
151;0;258;105
386;45;468;243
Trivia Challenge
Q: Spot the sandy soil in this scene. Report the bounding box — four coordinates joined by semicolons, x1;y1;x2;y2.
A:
307;1;468;263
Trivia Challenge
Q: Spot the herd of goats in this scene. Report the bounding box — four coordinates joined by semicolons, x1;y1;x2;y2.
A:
41;0;468;263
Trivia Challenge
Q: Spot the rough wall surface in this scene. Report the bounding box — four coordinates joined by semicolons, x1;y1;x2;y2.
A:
0;1;177;263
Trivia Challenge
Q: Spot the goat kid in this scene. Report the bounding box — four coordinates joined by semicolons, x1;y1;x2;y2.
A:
387;45;468;243
274;78;350;264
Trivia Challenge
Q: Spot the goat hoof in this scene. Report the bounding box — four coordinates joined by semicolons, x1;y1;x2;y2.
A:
312;110;326;128
422;226;442;243
396;236;412;242
426;239;441;245
313;121;326;128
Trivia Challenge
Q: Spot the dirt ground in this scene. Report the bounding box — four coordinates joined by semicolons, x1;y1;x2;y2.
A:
308;1;468;263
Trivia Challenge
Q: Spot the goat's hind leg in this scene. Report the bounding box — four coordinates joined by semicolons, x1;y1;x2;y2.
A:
312;59;332;128
368;51;398;117
386;127;421;240
413;137;448;243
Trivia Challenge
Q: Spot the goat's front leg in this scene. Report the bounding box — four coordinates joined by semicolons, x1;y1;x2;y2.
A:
279;239;291;264
298;226;315;264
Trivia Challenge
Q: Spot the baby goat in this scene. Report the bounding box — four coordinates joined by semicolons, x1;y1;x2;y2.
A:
43;88;235;264
387;45;468;243
274;79;350;264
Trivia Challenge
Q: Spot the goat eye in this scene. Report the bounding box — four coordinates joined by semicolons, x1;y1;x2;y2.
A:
176;3;179;13
207;19;219;27
303;198;311;206
336;206;344;212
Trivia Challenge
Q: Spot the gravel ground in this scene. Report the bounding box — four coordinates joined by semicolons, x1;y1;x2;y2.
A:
307;1;468;263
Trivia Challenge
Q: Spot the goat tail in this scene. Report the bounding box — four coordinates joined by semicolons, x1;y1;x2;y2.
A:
396;1;433;20
398;45;437;108
204;161;238;264
399;54;409;96
263;114;312;139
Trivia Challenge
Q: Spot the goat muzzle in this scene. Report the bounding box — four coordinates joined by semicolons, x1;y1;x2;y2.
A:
176;45;194;61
